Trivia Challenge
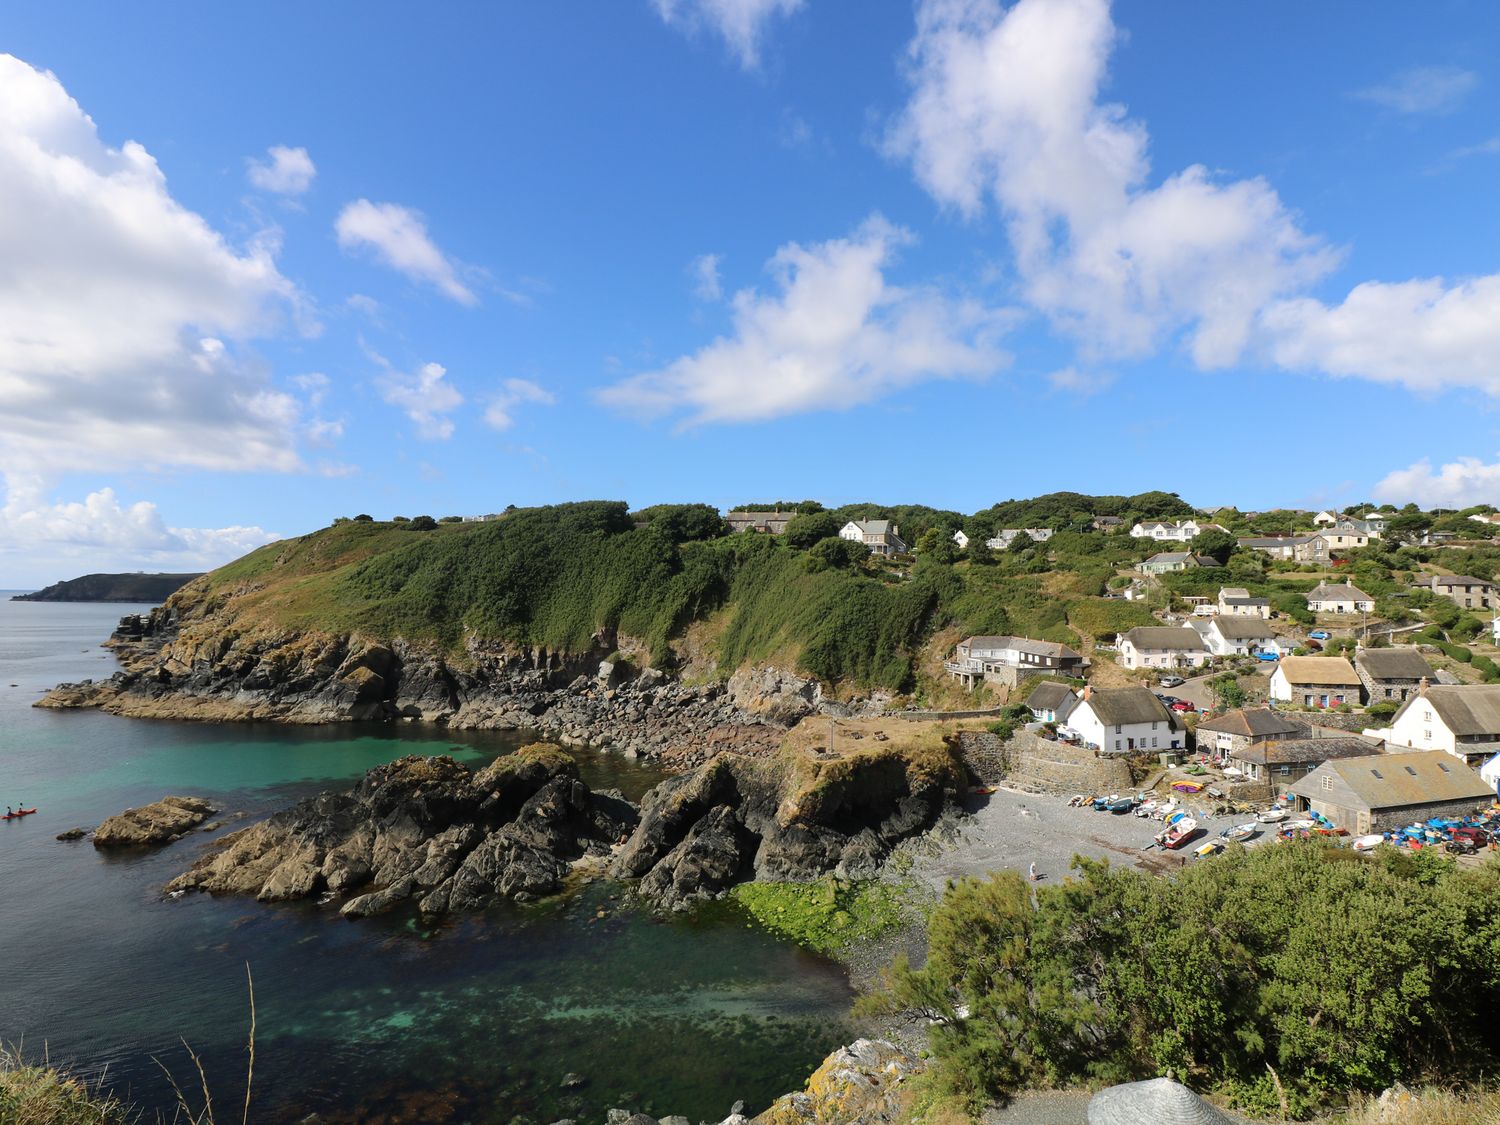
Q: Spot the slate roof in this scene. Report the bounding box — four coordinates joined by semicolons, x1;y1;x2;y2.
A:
1431;574;1494;590
960;635;1081;661
1231;737;1378;767
1080;686;1175;726
1197;708;1303;739
1395;684;1500;736
1356;647;1435;682
1145;551;1196;564
1025;681;1077;714
855;519;896;535
1307;582;1373;603
1291;750;1492;810
1211;616;1276;639
1122;626;1208;652
1276;656;1362;687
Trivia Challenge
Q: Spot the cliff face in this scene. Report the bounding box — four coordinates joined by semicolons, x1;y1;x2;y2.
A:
11;572;202;603
39;602;821;763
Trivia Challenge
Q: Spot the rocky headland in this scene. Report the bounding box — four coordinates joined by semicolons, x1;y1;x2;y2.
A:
38;603;867;767
11;571;203;603
164;729;967;917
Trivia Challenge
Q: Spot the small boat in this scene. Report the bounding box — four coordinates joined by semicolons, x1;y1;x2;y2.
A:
1285;819;1316;831
1192;839;1225;859
2;808;37;821
1172;780;1206;794
971;785;999;796
1067;794;1087;808
1091;795;1111;811
1221;822;1259;842
1257;807;1289;824
1108;797;1135;814
1134;798;1160;817
1160;818;1199;849
1352;834;1385;852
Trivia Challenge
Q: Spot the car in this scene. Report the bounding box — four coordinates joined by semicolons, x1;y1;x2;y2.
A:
1254;651;1280;662
1304;639;1323;651
1309;630;1330;640
1157;694;1180;706
1170;700;1196;713
1446;837;1480;856
1451;826;1490;847
1159;675;1185;688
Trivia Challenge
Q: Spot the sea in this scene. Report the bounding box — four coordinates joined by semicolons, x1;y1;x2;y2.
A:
0;596;854;1123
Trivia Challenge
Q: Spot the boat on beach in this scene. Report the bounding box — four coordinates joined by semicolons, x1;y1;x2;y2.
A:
1257;807;1289;823
1157;817;1199;849
1221;822;1258;842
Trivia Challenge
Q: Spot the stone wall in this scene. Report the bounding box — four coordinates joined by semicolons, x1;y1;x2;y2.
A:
957;729;1133;794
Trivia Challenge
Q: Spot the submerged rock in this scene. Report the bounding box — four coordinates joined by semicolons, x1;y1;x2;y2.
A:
55;826;89;841
93;796;216;847
165;746;636;915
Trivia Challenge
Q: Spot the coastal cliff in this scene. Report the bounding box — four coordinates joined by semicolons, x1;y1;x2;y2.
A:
11;571;202;602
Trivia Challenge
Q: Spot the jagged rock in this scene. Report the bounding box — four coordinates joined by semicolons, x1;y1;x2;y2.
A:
754;1040;921;1125
165;746;635;915
55;827;88;841
93;796;216;847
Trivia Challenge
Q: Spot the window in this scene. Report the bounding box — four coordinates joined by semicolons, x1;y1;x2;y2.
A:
1424;731;1431;741
1115;724;1122;734
1371;769;1383;779
1404;766;1417;776
1114;740;1122;751
1320;774;1332;789
1438;762;1451;773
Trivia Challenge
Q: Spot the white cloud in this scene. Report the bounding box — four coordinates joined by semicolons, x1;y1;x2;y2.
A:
1046;366;1113;395
1451;137;1500;160
886;0;1338;367
690;252;723;300
246;145;316;194
598;214;1009;425
652;0;804;69
1263;275;1500;395
379;361;464;439
1355;66;1478;115
483;378;556;430
1375;456;1500;509
0;53;309;476
0;474;280;584
335;199;477;305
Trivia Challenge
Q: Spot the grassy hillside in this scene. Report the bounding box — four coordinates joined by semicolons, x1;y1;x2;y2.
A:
176;500;1180;692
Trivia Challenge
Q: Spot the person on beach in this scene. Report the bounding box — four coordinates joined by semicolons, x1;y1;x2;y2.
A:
1028;862;1037;882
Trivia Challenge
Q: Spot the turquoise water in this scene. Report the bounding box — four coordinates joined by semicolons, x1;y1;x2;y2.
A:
0;598;853;1122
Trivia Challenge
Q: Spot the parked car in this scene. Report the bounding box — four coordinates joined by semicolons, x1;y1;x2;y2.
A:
1451;826;1490;847
1159;675;1185;688
1309;630;1330;640
1170;700;1196;713
1304;639;1323;651
1254;651;1280;662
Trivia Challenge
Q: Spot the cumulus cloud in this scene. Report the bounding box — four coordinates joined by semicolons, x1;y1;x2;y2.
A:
1375;456;1500;509
246;144;316;194
0;53;309;476
483;378;555;430
1263;275;1500;395
378;361;464;440
1046;366;1113;395
335;199;477;305
652;0;804;68
0;474;280;583
598;215;1009;424
1355;66;1478;115
886;0;1338;367
690;252;723;300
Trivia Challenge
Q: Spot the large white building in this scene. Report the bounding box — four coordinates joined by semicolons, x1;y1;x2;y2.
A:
1068;686;1184;754
1130;519;1217;542
1389;683;1500;768
1116;626;1211;670
1192;615;1278;657
838;519;907;557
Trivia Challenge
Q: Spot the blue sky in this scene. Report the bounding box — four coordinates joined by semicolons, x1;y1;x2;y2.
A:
2;0;1500;585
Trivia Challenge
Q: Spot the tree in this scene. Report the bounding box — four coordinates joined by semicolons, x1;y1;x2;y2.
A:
405;515;438;531
353;514;374;522
966;539;997;566
805;536;869;572
439;515;463;523
916;527;959;563
631;503;728;543
1209;672;1245;710
785;510;843;549
1192;528;1235;564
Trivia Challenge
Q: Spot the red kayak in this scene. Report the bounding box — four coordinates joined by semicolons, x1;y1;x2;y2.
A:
2;808;37;820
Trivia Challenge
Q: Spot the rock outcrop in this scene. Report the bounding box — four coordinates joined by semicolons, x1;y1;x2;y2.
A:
165;747;636;916
756;1039;921;1125
40;607;795;764
614;739;966;910
93;796;216;847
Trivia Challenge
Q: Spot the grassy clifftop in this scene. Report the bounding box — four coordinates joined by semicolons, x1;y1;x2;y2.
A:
170;500;1164;693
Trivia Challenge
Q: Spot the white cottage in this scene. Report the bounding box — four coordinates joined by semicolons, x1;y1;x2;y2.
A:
1192;615;1277;657
1068;686;1183;754
1389;682;1500;767
1116;626;1211;670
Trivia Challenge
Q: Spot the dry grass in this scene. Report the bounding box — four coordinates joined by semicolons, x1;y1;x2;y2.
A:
0;1043;133;1124
1331;1086;1500;1124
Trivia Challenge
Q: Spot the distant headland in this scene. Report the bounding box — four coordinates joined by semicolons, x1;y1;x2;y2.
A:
11;572;203;603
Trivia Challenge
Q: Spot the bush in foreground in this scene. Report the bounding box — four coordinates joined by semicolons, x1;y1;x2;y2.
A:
0;1044;130;1124
862;843;1500;1118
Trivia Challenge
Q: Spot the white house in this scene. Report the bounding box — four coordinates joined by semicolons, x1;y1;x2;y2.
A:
946;635;1085;685
839;520;907;557
1306;582;1374;614
1117;626;1211;670
1218;587;1271;619
1389;683;1500;768
1318;527;1372;551
1269;656;1363;708
1313;510;1339;526
1024;681;1079;724
951;529;969;550
1130;519;1215;542
985;527;1054;549
1192;615;1277;657
1068;686;1183;754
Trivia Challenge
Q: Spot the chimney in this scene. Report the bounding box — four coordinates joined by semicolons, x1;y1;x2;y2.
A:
1082;685;1093;702
1418;677;1429;698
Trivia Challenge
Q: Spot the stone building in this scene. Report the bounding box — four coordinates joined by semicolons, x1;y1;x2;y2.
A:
1288;749;1492;834
1195;708;1305;758
1229;736;1378;796
1354;647;1436;705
